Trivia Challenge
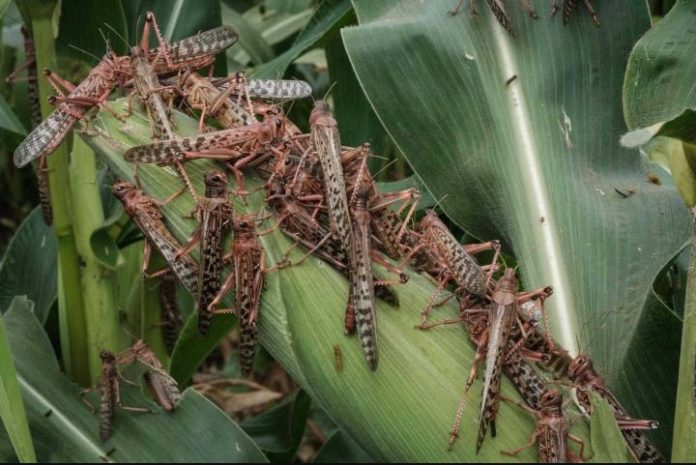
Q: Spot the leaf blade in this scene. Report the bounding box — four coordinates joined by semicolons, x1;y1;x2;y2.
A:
1;296;268;462
0;298;36;463
343;0;687;451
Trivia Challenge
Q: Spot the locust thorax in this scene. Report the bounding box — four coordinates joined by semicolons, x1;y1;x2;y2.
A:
102;53;131;88
265;179;287;208
259;113;286;143
418;210;446;235
129;45;145;60
496;268;519;294
204;170;228;198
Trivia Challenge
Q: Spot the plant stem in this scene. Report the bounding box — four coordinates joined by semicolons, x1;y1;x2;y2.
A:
69;137;120;379
672;207;696;461
28;10;90;385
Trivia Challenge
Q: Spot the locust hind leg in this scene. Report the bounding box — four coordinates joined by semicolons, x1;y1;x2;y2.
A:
448;0;467;16
447;395;469;450
582;0;600;26
415;271;455;329
519;0;538;18
80;386;99;413
567;433;587;461
501;432;539;457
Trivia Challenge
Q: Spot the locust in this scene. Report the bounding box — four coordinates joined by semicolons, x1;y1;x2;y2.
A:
118;340;182;411
265;178;400;307
5;27;42;128
213;71;313;101
13;51;129;168
340;144;422;268
348;167;379;370
446;269;552;452
502;390;586;463
446;294;547;453
5;26;53;225
552;0;600;26
159;275;183;354
80;350;149;442
403;210;496;328
112;182;198;294
124;111;287;195
178;70;255;130
127;14;204;199
519;327;572;379
567;354;664;463
449;0;538;36
13;15;239;168
309;101;354;269
309;101;359;337
128;16;178;141
334;345;344;373
209;213;265;376
177;170;234;336
503;350;548;412
463;309;549;411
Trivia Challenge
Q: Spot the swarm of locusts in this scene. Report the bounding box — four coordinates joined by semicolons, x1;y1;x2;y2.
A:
10;3;666;462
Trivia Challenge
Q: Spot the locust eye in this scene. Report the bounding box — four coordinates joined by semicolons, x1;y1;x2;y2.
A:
284;158;292;166
239;221;248;228
99;350;113;360
275;119;282;128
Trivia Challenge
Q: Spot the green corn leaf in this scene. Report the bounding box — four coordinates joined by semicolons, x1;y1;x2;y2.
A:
624;0;696;145
313;430;373;463
79;92;629;461
0;208;57;325
240;389;311;462
343;0;687;454
0;298;36;463
252;0;353;79
589;392;634;463
0;295;267;462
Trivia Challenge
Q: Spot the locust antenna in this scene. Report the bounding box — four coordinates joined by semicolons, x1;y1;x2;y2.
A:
68;44;101;63
321;81;338;102
431;193;449;214
372;158;398;181
102;23;130;49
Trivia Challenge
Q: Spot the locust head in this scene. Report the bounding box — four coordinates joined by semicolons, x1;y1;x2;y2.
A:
567;354;595;384
233;214;256;238
203;170;228;198
112;181;137;200
539;390;563;416
309;100;334;127
99;350;116;364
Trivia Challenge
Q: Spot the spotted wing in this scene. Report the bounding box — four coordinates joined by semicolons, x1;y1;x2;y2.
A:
124;126;257;164
13;110;75;167
152;25;239;71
